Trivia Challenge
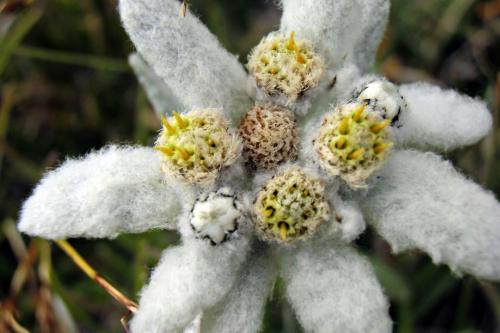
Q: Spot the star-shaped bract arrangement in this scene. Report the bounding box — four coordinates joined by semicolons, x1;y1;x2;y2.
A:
18;1;500;332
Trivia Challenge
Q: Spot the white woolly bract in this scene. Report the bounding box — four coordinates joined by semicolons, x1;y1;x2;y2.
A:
280;241;391;333
19;146;189;239
353;0;390;70
119;0;252;125
396;83;492;151
130;236;250;333
201;246;276;333
129;53;184;117
325;191;366;243
279;0;389;71
362;150;500;281
297;63;362;126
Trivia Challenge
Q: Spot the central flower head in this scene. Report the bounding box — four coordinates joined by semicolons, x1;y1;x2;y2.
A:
239;103;299;169
314;103;393;188
155;109;240;184
248;32;324;101
253;168;330;244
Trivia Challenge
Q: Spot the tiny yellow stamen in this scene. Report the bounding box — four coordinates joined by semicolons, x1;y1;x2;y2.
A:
269;67;279;75
176;147;191;161
155;146;174;156
339;118;350;135
352;104;365;122
286;32;296;51
373;143;390;154
160;115;176;135
173;111;186;129
335;137;347;149
208;139;216;147
347;148;365;160
263;207;275;218
279;222;288;240
370;121;390;134
296;53;306;64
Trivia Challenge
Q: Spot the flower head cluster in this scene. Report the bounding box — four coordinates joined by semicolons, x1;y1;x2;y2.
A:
155;109;240;184
314;102;393;188
18;1;499;333
248;32;324;100
253;168;329;243
238;103;298;169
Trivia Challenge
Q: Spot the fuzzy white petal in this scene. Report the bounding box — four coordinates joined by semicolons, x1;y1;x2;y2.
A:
280;242;391;333
331;198;366;243
353;0;391;70
19;146;187;239
130;236;250;333
362;149;500;281
119;0;252;124
297;63;362;127
201;245;275;333
279;0;389;71
129;53;184;117
396;83;492;151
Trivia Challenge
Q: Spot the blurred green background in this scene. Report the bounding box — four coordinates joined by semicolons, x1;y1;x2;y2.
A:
0;0;499;332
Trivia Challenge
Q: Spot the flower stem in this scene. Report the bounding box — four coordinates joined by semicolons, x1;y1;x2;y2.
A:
54;240;138;313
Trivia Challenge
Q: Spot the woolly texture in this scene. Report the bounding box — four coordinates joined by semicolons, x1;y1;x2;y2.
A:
362;150;500;281
247;32;324;101
397;83;492;151
19;146;185;240
325;193;366;243
354;0;390;69
253;167;330;243
280;242;391;333
201;247;275;333
119;0;252;124
131;236;250;333
155;109;241;185
239;103;298;169
280;0;389;70
129;53;184;117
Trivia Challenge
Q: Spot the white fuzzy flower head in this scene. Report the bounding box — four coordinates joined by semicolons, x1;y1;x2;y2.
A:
190;188;244;245
253;167;330;244
314;103;393;188
238;103;298;169
155;109;240;184
353;80;407;125
247;32;324;101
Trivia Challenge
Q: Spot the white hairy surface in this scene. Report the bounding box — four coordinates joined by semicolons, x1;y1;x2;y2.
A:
280;0;389;71
396;83;492;151
129;53;184;117
119;0;252;124
362;150;500;281
280;242;391;333
353;0;390;69
201;246;276;333
19;146;189;239
130;236;250;333
327;192;366;243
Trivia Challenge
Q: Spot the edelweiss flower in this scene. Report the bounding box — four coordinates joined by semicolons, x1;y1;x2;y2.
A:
18;1;500;333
